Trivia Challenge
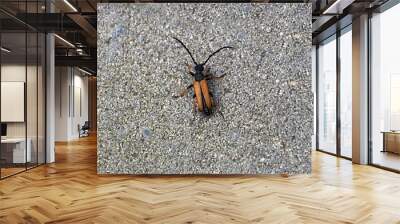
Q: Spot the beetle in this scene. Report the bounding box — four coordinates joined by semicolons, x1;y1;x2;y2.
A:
173;37;233;116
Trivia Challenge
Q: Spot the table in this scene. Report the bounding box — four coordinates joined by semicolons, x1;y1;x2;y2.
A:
382;131;400;154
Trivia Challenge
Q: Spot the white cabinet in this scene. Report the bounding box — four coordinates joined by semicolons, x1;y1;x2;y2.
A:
1;138;32;163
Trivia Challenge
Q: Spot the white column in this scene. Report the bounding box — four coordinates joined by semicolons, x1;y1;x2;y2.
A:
46;32;55;163
352;14;369;164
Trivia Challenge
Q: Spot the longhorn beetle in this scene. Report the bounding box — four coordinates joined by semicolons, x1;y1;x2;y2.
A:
173;37;233;116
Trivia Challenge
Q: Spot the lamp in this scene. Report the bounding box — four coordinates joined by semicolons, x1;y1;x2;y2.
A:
1;47;11;53
63;0;78;12
54;34;75;48
322;0;355;15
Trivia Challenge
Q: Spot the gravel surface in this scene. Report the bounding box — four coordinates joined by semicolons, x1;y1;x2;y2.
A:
97;3;312;174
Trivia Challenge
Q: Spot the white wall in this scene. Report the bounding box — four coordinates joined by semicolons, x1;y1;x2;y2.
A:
1;64;40;138
1;64;25;81
1;82;25;122
55;66;69;141
72;73;89;138
55;67;89;141
1;65;27;140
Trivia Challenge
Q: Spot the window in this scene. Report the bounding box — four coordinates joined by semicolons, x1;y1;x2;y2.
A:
317;35;337;154
339;27;352;158
0;1;46;179
370;3;400;171
316;25;353;159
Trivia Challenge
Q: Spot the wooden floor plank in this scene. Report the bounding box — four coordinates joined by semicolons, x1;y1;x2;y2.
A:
0;135;400;223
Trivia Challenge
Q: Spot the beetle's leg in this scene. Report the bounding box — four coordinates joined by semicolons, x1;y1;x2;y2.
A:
203;66;212;79
173;84;193;98
187;64;194;76
193;98;197;113
204;65;211;75
180;84;193;97
209;92;215;106
216;73;226;79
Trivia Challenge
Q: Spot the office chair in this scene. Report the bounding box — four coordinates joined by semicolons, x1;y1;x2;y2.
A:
79;121;90;138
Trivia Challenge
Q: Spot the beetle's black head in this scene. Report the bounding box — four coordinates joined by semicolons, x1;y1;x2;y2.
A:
194;64;204;73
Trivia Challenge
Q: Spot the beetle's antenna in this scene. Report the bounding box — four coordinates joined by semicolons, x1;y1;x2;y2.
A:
202;46;233;66
172;37;198;65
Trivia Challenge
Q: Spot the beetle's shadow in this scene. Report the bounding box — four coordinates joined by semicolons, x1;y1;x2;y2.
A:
188;67;226;123
208;66;226;114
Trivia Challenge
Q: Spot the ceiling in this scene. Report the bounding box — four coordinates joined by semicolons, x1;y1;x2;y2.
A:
0;0;395;74
312;0;391;43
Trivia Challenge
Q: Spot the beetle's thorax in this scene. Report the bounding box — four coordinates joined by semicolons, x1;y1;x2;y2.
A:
194;64;205;81
194;71;204;81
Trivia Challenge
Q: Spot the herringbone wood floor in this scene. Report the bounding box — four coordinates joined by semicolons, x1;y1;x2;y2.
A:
1;135;400;224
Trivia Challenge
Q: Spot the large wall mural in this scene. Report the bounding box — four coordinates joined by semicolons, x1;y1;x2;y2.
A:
97;3;312;174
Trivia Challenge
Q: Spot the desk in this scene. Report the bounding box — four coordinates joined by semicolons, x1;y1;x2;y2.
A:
382;131;400;154
1;138;31;163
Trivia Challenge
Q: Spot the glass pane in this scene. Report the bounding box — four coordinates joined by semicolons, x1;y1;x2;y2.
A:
318;36;337;154
38;32;45;165
1;31;27;177
27;31;38;169
371;4;400;171
340;28;352;158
